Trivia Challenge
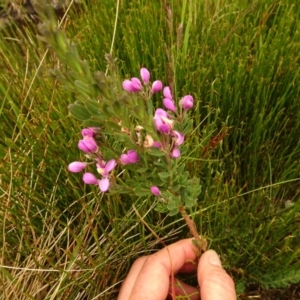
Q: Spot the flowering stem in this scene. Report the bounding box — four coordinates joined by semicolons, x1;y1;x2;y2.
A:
179;205;207;254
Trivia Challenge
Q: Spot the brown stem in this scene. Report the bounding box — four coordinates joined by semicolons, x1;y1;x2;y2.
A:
179;205;207;253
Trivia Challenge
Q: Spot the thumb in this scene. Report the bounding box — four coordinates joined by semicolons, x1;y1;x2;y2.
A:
198;250;236;300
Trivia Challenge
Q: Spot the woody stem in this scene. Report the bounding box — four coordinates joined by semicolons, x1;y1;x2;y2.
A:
179;205;207;253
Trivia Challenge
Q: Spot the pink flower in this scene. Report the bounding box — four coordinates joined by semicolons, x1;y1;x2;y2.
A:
82;172;98;185
150;186;161;196
122;80;134;92
173;131;185;146
180;95;194;110
153;108;174;133
140;68;150;84
81;127;98;137
120;150;139;165
151;80;163;93
68;161;87;173
163;86;173;99
78;136;98;153
97;159;117;177
95;159;117;192
171;148;181;158
131;78;142;91
122;78;142;92
163;98;176;112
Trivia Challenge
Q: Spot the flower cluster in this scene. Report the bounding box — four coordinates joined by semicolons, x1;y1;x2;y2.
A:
69;68;194;196
122;67;194;197
68;127;139;192
122;67;163;94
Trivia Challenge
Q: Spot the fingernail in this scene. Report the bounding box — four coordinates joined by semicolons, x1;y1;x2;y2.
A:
208;250;222;267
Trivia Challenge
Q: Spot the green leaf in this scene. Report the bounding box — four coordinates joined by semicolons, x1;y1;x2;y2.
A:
84;99;102;117
65;51;83;74
74;80;92;98
183;118;194;135
148;147;165;157
158;172;169;179
260;270;300;289
134;188;150;197
136;167;148;173
154;203;169;213
235;281;246;294
68;103;91;121
168;208;179;216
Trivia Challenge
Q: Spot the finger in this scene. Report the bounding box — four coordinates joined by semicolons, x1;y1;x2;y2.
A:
128;238;198;300
178;260;198;273
168;278;199;300
198;250;236;300
118;256;148;300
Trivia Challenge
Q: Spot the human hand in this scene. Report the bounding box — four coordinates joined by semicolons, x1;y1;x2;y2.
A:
117;238;236;300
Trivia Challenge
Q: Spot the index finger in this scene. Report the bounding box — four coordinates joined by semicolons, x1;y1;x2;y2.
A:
126;238;198;300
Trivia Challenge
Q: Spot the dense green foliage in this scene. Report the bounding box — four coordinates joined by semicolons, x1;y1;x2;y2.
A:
1;0;300;299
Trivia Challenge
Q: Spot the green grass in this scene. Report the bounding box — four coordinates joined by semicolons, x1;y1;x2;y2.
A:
1;0;300;299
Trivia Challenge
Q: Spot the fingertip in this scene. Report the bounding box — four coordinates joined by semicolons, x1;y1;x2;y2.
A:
198;250;236;300
202;250;222;267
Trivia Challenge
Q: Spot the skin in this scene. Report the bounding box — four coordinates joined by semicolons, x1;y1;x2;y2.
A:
118;239;236;300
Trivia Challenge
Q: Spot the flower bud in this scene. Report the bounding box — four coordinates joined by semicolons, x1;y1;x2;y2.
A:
153;108;173;133
163;98;176;112
78;136;98;153
82;172;99;184
180;95;194;110
131;77;143;91
171;148;181;158
120;150;139;165
81;127;98;137
140;67;150;84
68;161;87;173
150;186;161;196
151;80;163;93
122;79;134;92
163;86;173;99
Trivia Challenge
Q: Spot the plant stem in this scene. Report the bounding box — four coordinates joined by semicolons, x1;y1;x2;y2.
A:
179;205;207;253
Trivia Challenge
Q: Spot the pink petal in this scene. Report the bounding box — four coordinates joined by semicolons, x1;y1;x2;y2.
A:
151;80;163;93
173;131;185;146
105;159;117;173
152;141;161;148
99;177;110;192
163;86;172;99
82;172;99;185
78;137;98;153
150;186;161;196
171;148;181;158
127;150;139;163
131;77;142;91
163;98;176;112
154;108;168;118
180;95;194;110
81;127;98;137
122;80;134;92
68;162;87;173
140;67;150;84
120;153;129;165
